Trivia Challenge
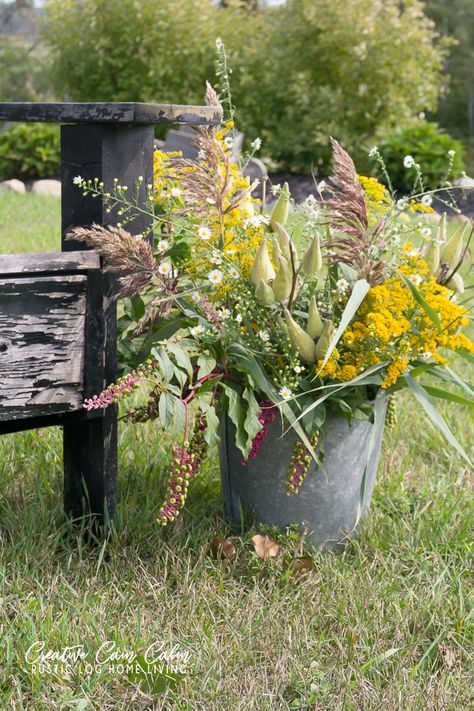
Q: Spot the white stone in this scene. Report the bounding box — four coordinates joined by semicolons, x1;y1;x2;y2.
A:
0;179;26;194
31;179;61;198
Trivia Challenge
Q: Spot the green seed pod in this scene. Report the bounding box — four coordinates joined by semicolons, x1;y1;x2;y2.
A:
277;315;288;336
315;320;335;361
272;255;292;302
271;235;283;263
307;296;324;338
284;309;317;363
270;182;290;231
250;239;275;287
435;212;448;247
446;272;465;294
301;234;323;276
255;278;276;305
441;221;469;270
274;221;296;261
424;240;440;275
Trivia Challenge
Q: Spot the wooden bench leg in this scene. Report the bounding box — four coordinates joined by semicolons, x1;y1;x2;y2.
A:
63;407;117;524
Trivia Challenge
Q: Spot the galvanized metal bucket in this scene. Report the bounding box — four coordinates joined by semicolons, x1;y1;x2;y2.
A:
219;407;386;549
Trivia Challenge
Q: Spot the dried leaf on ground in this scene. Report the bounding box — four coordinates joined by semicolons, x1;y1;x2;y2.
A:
288;555;314;578
209;534;237;561
251;534;280;560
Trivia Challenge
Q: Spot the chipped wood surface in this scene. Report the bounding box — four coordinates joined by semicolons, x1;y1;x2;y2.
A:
0;102;222;126
0;274;87;421
0;250;100;275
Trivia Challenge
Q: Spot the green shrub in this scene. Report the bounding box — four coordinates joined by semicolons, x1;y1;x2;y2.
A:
372;122;466;192
0;123;60;181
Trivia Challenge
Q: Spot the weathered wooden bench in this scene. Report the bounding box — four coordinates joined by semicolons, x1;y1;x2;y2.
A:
0;101;221;527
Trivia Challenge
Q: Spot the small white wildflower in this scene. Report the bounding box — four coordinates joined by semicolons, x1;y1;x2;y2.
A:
448;149;455;158
210;256;222;265
392;234;401;246
190;291;200;303
116;222;122;228
229;267;240;279
421;194;433;207
406;249;419;257
197;149;206;160
198;226;212;240
190;325;206;337
336;278;349;292
235;313;243;323
279;386;293;400
396;199;407;210
409;274;423;286
245;214;270;229
420;351;432;360
157;239;170;252
73;175;83;185
225;248;237;255
271;183;281;195
317;180;327;191
218;308;231;320
158;262;172;276
258;330;270;342
368;146;378;158
250;137;262;151
404;155;415;168
206;197;216;205
208;269;223;285
223;136;234;149
170;186;182;198
421;227;432;238
293;365;303;374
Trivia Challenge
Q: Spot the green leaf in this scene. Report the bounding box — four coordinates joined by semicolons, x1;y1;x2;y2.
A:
405;375;472;465
242;385;263;451
200;402;221;448
152;349;174;382
443;364;474;398
422;385;474;407
167;342;193;379
171;398;187;437
398;272;441;330
223;384;248;457
197;353;217;379
158;393;175;429
316;279;370;375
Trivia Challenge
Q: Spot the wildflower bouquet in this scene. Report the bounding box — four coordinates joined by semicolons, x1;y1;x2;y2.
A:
69;85;473;527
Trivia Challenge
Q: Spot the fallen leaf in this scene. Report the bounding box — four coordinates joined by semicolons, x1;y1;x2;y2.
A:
288;555;314;578
251;534;280;560
209;534;237;561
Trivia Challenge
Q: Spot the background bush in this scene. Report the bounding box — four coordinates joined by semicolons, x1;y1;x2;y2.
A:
0;123;60;181
42;0;449;174
372;122;466;192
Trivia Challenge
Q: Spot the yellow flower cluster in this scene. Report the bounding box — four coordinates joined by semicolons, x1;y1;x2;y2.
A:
153;150;182;209
357;175;392;217
408;199;434;214
318;243;473;388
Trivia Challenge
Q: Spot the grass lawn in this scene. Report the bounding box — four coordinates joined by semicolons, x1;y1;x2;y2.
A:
0;194;472;709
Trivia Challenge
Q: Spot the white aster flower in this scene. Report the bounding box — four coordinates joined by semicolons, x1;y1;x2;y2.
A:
409;274;423;286
420;351;432;360
396;199;407;210
73;175;83;185
336;278;349;292
210;256;222;265
170;186;182;198
235;313;243;323
251;137;262;151
279;386;293;400
406;249;419;257
157;239;170;252
158;262;172;276
317;180;327;191
208;269;223;285
368;146;378;158
293;365;303;374
245;214;270;229
271;183;281;195
229;267;240;279
224;136;234;149
403;155;415;168
258;330;270;342
198;226;212;240
218;308;231;320
190;325;206;337
421;227;432;238
190;291;200;303
421;194;433;207
225;248;237;255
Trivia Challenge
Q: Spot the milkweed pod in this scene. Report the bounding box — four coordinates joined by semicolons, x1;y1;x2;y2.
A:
446;272;465;294
250;239;275;287
315;320;335;361
307;296;324;338
271;235;283;263
301;234;323;276
255;278;276;305
274;221;296;261
277;315;288;336
284;309;317;363
424;240;440;275
441;221;469;270
272;256;292;302
435;212;447;246
270;182;290;231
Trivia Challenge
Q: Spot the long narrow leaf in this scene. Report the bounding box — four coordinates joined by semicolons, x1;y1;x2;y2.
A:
398;272;441;330
316;279;370;375
422;384;474;407
444;364;474;398
405;375;472;465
